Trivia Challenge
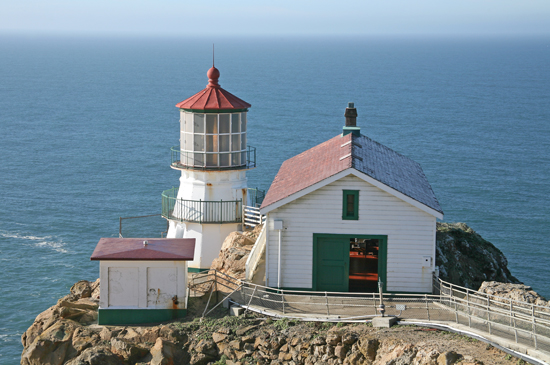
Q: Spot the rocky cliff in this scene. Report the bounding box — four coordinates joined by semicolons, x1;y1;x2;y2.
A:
436;222;520;289
21;284;519;365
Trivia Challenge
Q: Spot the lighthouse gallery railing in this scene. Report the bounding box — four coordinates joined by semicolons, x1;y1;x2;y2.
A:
162;187;243;224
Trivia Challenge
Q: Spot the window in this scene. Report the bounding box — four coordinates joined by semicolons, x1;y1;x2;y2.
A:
342;190;359;220
180;111;248;168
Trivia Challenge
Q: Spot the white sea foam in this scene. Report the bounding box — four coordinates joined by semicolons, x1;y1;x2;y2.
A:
0;230;69;254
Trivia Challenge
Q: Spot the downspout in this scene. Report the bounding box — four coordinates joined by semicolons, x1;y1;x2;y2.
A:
278;229;282;288
264;213;269;287
273;219;284;289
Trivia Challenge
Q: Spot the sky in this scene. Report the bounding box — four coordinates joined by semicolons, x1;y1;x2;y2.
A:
1;0;550;37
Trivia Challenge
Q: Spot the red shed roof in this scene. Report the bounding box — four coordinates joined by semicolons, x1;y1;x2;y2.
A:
90;238;195;261
176;66;251;111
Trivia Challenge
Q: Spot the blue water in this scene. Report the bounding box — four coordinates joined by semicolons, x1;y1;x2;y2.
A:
1;35;549;363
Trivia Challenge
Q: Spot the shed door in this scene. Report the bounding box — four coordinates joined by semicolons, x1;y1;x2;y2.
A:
147;267;177;308
314;236;349;292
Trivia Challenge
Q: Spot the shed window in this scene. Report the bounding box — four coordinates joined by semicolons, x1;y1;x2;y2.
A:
342;190;359;220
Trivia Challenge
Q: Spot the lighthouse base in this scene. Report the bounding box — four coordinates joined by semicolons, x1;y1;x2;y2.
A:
167;220;241;271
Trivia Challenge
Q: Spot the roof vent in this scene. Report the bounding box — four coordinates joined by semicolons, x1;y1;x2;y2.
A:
343;102;361;137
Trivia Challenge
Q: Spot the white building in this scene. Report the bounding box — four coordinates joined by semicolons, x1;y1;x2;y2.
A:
162;65;257;271
91;237;195;325
259;103;443;293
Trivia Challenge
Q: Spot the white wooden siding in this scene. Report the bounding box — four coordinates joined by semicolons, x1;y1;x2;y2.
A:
266;174;437;293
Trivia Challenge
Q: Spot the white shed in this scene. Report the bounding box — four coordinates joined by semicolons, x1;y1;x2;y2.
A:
90;237;195;325
260;104;443;294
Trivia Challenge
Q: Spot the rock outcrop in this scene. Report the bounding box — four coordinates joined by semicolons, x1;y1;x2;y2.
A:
210;224;263;279
436;222;520;289
478;281;549;306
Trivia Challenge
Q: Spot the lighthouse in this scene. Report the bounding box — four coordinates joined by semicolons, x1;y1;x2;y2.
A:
162;65;255;271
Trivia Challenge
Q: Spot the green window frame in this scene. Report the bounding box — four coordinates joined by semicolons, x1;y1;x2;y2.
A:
342;190;359;220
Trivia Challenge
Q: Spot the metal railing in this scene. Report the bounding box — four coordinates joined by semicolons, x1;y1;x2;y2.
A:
245;224;266;281
246;187;265;207
243;206;264;228
162;187;242;224
435;279;550;352
190;270;550;359
170;146;257;171
118;214;169;238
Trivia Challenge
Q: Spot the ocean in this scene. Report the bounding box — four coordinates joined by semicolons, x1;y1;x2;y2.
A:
0;35;549;363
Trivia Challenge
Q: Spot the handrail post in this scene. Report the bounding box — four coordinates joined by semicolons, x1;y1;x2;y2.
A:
532;305;538;350
425;294;430;321
282;289;285;315
244;285;257;315
325;292;330;316
487;297;491;335
466;289;471;327
511;302;518;343
119;217;123;238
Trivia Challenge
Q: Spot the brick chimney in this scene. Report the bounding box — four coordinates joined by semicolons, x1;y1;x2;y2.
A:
343;102;361;136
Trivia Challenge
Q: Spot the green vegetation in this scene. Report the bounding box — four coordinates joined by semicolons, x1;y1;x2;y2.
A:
213;355;228;365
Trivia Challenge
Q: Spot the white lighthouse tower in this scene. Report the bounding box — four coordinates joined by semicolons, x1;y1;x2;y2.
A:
162;65;255;271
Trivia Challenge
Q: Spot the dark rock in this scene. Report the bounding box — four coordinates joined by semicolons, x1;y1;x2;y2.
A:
438;350;461;365
196;338;218;357
159;325;188;343
436;223;520;289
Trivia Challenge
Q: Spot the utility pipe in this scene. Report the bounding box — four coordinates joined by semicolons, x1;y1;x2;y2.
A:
277;228;282;289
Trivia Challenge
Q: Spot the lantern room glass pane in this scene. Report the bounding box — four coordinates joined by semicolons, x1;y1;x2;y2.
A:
194;114;204;133
206;153;218;167
219;114;230;134
220;135;230;152
232;152;241;166
185;133;193;152
241;113;247;132
206;135;218;152
180;131;185;149
185;113;193;133
231;114;240;133
194;153;204;166
241;151;246;165
231;134;240;152
241;134;246;150
206;114;217;134
194;134;204;152
220;153;230;167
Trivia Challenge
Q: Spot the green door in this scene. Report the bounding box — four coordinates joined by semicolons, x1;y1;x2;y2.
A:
314;236;349;292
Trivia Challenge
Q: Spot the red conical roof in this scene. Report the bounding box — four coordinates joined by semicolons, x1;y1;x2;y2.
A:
176;66;251;111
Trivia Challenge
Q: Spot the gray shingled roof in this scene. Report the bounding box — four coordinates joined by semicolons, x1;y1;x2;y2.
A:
352;134;443;214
